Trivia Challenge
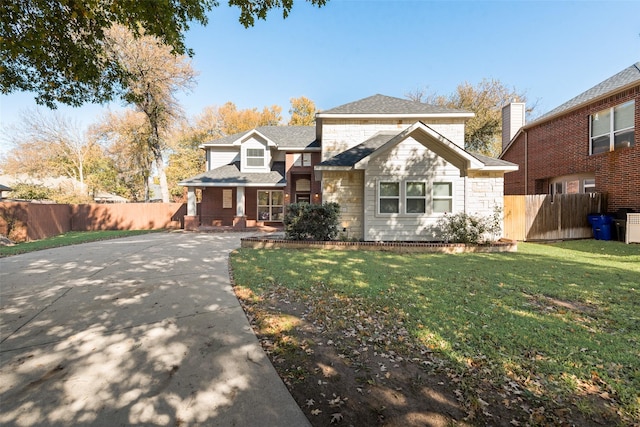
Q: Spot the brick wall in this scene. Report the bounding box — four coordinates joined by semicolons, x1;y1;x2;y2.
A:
502;86;640;211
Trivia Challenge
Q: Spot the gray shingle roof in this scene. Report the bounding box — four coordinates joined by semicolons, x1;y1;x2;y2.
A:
469;152;518;168
202;126;318;149
317;132;397;167
179;162;286;186
533;62;640;123
319;94;471;115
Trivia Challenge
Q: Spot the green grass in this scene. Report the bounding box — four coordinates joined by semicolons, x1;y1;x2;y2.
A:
231;240;640;421
0;229;160;257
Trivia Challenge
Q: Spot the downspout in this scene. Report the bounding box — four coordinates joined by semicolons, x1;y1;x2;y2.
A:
464;175;468;214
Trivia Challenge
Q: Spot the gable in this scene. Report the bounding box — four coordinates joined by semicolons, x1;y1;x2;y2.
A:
317;122;516;178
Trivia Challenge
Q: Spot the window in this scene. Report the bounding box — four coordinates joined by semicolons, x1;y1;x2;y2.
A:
405;182;426;214
550;175;596;194
257;190;284;221
246;148;265;167
378;180;453;215
378;182;399;214
293;153;312;167
590;100;635;154
432;182;453;213
583;178;596;193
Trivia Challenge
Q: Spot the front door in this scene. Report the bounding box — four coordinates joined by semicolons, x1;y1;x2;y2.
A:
296;194;311;203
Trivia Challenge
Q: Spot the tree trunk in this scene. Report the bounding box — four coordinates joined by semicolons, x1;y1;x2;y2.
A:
155;155;170;203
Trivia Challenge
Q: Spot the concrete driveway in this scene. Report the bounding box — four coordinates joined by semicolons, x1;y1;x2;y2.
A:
0;232;310;426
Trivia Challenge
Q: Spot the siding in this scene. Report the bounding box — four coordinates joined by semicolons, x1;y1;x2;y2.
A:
321;118;466;161
363;138;464;241
208;147;239;170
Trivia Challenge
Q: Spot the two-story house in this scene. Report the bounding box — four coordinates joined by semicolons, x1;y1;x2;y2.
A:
500;62;639;212
180;94;518;241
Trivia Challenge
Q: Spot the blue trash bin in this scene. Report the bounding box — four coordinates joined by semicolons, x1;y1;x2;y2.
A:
589;214;613;240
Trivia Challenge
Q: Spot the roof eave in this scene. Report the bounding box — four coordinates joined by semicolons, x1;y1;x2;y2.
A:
179;182;286;187
315;112;474;120
521;80;640;131
276;146;322;151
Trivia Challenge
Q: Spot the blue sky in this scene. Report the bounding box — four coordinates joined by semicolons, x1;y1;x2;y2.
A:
1;0;639;151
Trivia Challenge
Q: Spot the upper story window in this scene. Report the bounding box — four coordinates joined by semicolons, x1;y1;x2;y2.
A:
590;100;635;154
246;148;265;167
293;153;312;167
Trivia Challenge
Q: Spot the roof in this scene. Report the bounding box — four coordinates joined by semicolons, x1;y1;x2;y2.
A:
0;184;12;192
317;94;473;117
201;126;318;149
530;62;640;125
317;124;517;173
317;132;397;167
500;62;640;158
179;161;286;187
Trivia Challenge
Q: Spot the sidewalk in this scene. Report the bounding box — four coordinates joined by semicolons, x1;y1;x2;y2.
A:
0;232;310;426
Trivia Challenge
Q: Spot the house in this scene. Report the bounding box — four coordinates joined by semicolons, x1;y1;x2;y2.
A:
500;62;640;212
180;94;518;241
0;184;12;200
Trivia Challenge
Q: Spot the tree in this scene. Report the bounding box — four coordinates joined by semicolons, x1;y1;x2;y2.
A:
93;110;155;202
1;109;104;192
1;0;327;108
217;102;283;135
405;79;534;157
288;96;316;125
104;24;197;203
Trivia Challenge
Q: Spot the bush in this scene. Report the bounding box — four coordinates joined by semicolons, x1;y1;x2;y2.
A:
437;207;502;244
284;202;340;241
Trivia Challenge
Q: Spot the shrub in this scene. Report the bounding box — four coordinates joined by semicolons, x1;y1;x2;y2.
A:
284;202;340;241
437;207;502;244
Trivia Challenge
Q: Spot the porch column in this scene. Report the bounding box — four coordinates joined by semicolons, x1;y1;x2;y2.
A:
184;187;200;231
187;187;197;216
236;186;245;217
234;186;247;229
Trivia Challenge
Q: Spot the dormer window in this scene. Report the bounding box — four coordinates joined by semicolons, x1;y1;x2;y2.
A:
246;148;265;167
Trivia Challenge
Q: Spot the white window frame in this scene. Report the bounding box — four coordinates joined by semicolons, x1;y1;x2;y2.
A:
405;181;427;215
377;180;453;216
432;182;453;214
246;148;265;167
378;181;400;215
293;153;312;167
590;100;635;155
257;190;284;221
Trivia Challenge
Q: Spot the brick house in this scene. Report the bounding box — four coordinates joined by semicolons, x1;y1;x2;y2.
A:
180;94;518;241
500;62;640;212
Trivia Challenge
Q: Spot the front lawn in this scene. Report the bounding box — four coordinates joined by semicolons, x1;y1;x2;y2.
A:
231;240;639;426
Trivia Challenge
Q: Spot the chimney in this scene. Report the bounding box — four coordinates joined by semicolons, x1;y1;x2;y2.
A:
502;102;526;151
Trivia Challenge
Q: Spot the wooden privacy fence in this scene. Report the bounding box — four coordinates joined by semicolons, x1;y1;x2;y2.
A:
503;193;607;241
0;202;186;242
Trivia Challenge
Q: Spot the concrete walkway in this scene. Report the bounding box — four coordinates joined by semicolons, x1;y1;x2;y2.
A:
0;232;310;427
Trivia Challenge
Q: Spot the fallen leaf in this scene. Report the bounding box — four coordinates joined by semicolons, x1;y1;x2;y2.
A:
306;399;315;407
331;412;343;423
310;409;322;416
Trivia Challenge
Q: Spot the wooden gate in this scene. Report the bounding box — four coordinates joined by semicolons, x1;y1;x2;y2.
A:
504;193;607;241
